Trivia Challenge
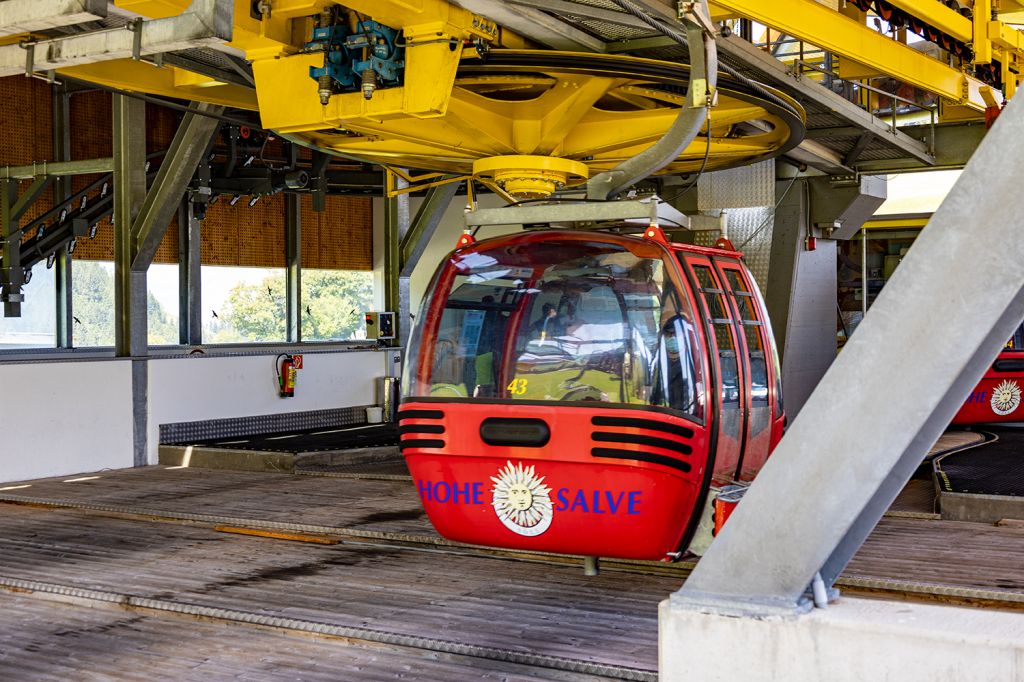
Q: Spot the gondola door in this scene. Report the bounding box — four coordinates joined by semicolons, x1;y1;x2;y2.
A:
682;255;748;486
715;261;775;480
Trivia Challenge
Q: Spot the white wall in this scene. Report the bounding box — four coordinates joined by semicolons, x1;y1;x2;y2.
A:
147;349;384;462
0;360;134;482
0;349;388;483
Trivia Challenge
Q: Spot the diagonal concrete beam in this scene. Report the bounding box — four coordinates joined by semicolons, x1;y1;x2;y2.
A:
673;90;1024;616
0;0;107;38
0;0;232;78
131;102;223;272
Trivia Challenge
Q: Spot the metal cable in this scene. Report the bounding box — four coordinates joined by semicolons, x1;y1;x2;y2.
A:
607;0;802;121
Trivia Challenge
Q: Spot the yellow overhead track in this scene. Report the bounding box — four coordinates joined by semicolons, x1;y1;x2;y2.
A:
711;0;1011;110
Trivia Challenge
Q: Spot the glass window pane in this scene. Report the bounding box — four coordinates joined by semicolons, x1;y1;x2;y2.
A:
202;266;287;343
408;238;705;420
693;264;729;320
301;269;374;341
0;265;56;349
725;270;758;321
72;260;115;347
147;263;180;346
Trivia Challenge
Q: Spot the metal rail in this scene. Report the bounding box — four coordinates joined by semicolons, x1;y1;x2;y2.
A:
1;494;1021;610
0;576;654;682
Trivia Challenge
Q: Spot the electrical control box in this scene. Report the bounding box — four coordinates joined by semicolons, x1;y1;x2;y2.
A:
364;311;396;340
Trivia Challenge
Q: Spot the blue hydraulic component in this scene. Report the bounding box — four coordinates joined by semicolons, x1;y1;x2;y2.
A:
306;16;405;104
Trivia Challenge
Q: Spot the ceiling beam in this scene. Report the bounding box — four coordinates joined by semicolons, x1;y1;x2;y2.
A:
0;0;232;78
712;0;998;111
0;0;107;38
506;0;650;29
451;0;607;51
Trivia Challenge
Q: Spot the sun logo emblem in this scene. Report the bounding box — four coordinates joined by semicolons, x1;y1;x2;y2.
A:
490;461;554;537
991;380;1022;416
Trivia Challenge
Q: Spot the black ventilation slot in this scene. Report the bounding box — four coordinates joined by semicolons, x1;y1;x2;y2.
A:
399;439;446;451
480;418;550;447
590;415;694;440
398;409;445;421
592;431;692;457
399;424;445;435
591;448;692;474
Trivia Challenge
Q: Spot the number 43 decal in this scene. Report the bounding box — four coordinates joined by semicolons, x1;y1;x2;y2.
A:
506;379;528;395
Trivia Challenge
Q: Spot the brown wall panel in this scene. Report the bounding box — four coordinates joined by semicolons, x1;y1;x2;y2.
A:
300;194;372;271
1;76;372;270
0;76;55;225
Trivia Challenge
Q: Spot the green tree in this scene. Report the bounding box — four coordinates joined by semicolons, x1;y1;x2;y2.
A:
72;261;116;346
219;270;372;342
72;261;179;346
220;276;287;342
302;270;372;341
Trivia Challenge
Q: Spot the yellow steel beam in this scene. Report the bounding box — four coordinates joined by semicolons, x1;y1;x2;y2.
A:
862;216;929;230
713;0;999;110
60;60;260;110
976;0;993;63
881;0;972;43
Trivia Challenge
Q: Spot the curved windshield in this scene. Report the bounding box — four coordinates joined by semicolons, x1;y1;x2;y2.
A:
405;236;706;421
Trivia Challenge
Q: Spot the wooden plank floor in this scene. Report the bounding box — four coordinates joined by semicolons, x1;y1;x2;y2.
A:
4;461;1024;679
1;467;433;535
0;591;605;681
0;504;668;675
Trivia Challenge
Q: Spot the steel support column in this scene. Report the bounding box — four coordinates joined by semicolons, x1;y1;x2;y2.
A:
113;94;147;357
383;172;409;348
396;181;458;352
177;199;202;346
112;93;147;469
285;192;301;343
53;81;73;348
673;93;1024;616
0;180;20;318
1;175;53;317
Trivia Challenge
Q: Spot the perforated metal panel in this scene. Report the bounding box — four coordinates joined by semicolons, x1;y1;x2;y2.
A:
158;405;368;444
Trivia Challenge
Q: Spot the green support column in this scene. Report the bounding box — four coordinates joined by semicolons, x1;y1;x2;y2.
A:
52;81;73;348
383;171;408;347
285;192;302;343
112;93;147;358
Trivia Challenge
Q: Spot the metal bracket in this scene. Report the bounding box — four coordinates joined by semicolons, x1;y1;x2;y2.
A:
22;42;33;76
677;1;717;35
129;19;143;61
465;197;689;229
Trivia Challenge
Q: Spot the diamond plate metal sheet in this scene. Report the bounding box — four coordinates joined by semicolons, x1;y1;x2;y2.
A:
697;159;775;210
692;160;776;289
691;206;774;290
158;406;367;444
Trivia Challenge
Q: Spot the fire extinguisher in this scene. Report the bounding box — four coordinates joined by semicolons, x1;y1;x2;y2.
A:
276;354;297;398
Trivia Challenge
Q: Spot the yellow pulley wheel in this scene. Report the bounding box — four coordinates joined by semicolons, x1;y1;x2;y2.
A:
473;155;589;198
291;50;806;186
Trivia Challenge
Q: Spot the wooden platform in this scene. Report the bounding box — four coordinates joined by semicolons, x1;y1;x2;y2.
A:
2;460;1024;679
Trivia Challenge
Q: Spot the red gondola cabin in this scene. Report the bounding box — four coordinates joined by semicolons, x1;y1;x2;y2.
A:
400;228;785;561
